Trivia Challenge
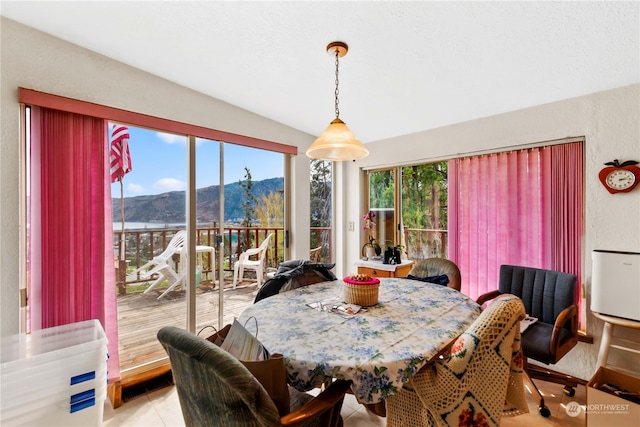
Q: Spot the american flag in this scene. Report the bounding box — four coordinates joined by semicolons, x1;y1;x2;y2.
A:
110;124;132;183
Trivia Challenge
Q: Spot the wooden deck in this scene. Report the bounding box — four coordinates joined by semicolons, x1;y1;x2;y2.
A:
116;279;259;373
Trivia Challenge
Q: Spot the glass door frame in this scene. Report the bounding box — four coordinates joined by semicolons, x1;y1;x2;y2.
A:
364;167;403;251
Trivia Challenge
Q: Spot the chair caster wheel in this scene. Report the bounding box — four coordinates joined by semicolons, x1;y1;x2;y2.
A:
539;405;551;417
563;386;575;397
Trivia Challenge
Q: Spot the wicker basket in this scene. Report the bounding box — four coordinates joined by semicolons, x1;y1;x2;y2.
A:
343;277;380;306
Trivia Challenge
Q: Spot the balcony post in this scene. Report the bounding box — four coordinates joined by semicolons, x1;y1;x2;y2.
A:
117;259;128;295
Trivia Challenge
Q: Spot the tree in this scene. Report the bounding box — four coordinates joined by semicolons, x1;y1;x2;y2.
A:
400;162;447;230
369;170;395;209
310;160;332;227
238;167;258;251
256;190;284;265
239;167;257;227
401;161;448;258
256;191;284;227
310;160;332;259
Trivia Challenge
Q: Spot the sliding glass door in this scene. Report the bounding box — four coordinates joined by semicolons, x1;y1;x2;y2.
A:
24;114;286;379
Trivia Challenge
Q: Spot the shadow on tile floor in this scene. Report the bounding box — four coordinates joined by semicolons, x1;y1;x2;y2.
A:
104;378;588;426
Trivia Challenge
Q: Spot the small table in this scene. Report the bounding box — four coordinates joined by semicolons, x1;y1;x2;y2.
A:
238;278;480;404
355;259;414;278
592;311;640;369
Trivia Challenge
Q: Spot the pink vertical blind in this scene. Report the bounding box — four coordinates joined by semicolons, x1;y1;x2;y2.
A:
546;143;584;306
30;107;120;380
448;142;583;315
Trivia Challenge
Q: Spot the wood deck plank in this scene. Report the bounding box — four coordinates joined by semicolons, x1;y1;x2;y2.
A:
116;280;259;372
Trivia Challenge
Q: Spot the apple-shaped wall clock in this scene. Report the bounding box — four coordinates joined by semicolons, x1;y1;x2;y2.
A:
598;159;640;194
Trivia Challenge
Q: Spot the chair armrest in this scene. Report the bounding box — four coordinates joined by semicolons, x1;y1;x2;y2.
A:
476;290;502;306
243;247;263;257
550;304;578;356
237;247;263;263
281;380;352;427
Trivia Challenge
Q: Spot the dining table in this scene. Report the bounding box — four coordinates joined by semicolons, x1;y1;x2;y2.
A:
237;277;481;405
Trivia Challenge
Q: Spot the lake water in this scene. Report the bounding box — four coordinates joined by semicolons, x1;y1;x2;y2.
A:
112;222;186;231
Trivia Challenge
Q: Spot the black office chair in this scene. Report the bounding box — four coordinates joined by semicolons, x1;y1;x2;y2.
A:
477;265;580;417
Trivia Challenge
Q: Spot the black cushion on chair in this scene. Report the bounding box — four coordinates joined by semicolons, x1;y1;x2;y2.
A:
406;274;449;286
521;322;574;364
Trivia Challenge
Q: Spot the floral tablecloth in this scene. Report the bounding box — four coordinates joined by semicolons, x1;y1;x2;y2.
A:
238;278;481;404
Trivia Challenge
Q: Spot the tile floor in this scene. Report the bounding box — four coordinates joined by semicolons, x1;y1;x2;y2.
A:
103;377;587;426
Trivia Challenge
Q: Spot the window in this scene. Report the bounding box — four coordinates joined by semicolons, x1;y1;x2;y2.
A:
401;162;449;259
310;160;332;262
365;163;449;259
367;169;397;251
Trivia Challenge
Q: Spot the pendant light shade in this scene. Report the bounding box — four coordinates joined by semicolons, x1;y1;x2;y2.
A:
306;118;369;161
306;42;369;162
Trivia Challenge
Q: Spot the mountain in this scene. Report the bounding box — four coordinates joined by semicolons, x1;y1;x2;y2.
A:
112;177;284;224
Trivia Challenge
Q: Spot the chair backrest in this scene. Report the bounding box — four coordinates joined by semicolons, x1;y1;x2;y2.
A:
407;258;462;290
386;294;528;426
157;326;282;427
498;265;576;326
258;233;273;260
157;230;187;260
254;260;337;303
309;246;322;263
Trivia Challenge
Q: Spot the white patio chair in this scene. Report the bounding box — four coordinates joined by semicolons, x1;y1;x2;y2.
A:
233;233;273;289
155;244;216;300
126;230;186;294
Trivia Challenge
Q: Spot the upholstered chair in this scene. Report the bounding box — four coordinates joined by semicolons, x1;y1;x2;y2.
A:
407;258;462;291
157;326;350;427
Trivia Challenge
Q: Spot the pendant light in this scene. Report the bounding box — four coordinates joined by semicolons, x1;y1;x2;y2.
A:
306;41;369;161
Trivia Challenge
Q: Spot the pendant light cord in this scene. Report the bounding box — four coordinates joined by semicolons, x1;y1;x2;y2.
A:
334;48;340;119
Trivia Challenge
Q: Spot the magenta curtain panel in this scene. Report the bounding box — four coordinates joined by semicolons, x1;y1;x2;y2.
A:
29;107;120;380
546;143;584;306
448;143;583;311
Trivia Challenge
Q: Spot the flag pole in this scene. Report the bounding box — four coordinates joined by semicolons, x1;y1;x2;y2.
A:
111;124;132;294
120;178;125;261
118;177;127;294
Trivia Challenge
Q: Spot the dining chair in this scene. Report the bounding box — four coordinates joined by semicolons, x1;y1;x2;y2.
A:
476;264;580;417
126;230;186;294
406;258;461;291
254;260;337;303
386;294;528;427
309;246;323;263
157;326;351;427
233;233;273;289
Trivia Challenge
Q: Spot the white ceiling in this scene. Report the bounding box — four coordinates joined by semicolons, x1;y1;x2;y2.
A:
2;1;639;143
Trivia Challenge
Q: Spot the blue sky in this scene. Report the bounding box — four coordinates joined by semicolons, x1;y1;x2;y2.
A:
110;124;284;198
